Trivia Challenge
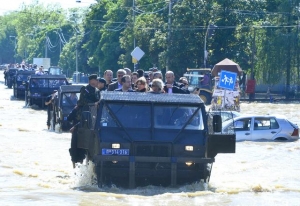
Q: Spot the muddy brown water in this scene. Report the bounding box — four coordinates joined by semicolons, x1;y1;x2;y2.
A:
0;72;299;206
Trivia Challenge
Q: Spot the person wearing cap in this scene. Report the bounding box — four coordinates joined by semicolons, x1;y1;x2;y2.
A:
96;77;107;101
45;90;58;130
77;74;98;107
68;74;99;167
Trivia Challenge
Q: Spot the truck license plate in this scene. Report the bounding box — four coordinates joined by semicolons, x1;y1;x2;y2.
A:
102;149;129;155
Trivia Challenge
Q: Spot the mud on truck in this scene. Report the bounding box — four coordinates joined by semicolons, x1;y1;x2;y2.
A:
76;92;236;188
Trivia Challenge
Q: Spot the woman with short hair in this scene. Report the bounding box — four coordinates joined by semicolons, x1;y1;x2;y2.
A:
149;79;164;93
135;77;148;92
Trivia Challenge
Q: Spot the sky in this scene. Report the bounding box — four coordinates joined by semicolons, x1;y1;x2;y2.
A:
0;0;96;16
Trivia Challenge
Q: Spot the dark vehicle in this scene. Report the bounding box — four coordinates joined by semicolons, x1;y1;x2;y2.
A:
48;66;62;75
77;92;236;188
52;85;82;131
25;75;69;108
184;68;214;104
5;68;18;88
13;70;35;99
72;72;88;84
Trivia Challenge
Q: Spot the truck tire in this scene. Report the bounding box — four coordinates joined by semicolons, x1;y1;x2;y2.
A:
199;91;212;105
13;86;17;98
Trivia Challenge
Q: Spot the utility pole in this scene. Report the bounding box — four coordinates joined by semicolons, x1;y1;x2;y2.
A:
45;35;48;58
286;0;292;99
249;28;256;101
166;0;172;72
133;0;136;49
76;30;79;84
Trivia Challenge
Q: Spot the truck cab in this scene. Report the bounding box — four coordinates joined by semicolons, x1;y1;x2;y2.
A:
13;70;35;99
184;68;213;104
52;85;82;131
25;75;69;108
77;92;236;188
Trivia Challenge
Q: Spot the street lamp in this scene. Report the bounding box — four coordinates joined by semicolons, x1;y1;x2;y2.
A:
9;36;17;63
204;24;217;68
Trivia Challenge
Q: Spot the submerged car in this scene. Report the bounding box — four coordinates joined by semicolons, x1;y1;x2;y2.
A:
222;115;299;141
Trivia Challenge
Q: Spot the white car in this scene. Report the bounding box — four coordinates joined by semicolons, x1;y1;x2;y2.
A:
222;115;299;141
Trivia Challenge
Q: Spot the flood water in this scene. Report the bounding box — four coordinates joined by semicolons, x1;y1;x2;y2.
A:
0;72;299;206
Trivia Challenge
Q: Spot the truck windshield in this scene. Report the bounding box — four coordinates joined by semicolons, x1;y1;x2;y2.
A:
154;106;204;130
17;74;29;81
100;103;204;130
100;103;151;128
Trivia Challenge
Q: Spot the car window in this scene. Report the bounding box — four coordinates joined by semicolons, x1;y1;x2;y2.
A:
224;118;251;133
233;118;251;131
254;117;277;130
270;118;279;129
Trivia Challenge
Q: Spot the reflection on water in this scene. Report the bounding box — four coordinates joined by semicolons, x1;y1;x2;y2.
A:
0;73;300;205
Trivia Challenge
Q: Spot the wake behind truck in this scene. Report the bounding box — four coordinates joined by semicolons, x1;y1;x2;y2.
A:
76;92;236;188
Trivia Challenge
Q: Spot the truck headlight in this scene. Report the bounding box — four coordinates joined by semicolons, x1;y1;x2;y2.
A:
185;162;193;166
112;143;120;149
185;146;193;151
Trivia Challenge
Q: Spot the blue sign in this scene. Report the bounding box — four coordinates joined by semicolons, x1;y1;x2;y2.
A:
218;70;237;90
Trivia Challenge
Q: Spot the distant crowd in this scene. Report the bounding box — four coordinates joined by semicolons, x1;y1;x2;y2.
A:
90;68;192;94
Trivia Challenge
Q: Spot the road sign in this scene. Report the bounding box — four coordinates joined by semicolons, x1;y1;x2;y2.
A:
218;70;237;90
131;47;145;61
132;57;138;64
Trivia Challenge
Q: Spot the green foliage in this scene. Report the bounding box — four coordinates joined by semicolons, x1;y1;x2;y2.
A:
1;0;300;87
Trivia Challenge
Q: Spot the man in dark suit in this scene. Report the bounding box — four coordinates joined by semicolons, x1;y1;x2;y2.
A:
163;71;190;94
107;69;126;91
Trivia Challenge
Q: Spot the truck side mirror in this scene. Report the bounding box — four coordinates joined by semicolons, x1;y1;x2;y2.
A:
213;115;222;132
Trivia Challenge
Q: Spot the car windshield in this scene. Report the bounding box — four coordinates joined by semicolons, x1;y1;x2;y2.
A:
16;74;30;81
100;103;204;130
61;93;79;107
30;78;66;88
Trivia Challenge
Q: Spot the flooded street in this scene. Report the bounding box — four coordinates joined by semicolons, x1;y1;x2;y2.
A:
0;72;300;206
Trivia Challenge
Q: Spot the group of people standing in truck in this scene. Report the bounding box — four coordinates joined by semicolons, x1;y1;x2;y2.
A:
67;67;198;168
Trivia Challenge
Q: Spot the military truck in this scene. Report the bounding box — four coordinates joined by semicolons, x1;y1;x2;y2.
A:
76;92;235;188
13;70;35;99
183;68;213;104
52;85;82;131
25;75;69;108
5;68;18;88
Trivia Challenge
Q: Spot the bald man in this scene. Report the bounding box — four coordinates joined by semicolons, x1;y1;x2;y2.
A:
164;71;190;94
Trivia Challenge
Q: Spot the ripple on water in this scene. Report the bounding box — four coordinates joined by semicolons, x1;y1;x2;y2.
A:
13;170;24;176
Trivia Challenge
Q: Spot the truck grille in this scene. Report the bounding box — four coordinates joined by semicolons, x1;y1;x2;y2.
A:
133;143;172;157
